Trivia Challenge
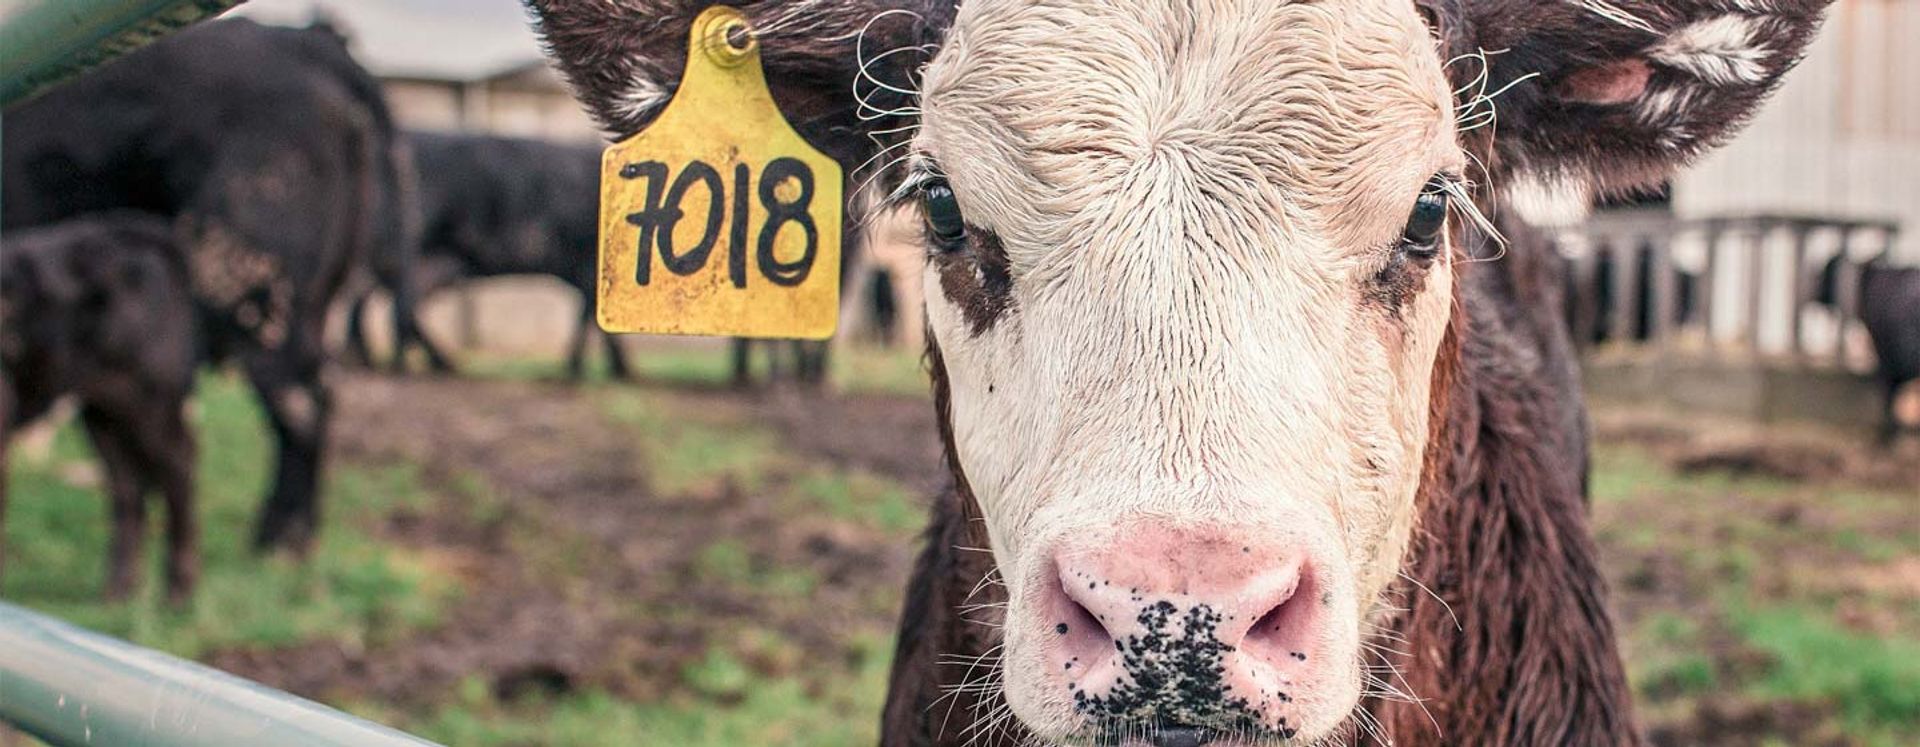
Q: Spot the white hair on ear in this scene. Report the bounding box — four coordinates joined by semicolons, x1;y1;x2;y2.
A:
610;72;669;123
1574;0;1659;33
1648;14;1772;85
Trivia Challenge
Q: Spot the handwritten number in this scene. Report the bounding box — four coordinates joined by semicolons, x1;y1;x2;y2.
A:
622;158;819;287
621;161;669;286
730;163;751;288
757;157;818;287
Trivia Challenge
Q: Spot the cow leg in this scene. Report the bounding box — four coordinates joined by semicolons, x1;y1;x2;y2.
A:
343;291;377;368
1878;379;1903;448
566;297;594;381
245;349;330;555
390;276;456;375
799;341;830;389
601;331;633;381
730;339;753;389
81;408;147;601
143;400;198;605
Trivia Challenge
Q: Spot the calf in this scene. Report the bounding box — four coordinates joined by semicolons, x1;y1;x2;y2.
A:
532;1;1826;744
3;18;401;553
1818;255;1920;444
1;214;199;603
344;132;628;380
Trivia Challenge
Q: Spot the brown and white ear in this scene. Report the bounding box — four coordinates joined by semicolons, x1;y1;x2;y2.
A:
523;0;953;174
1428;0;1831;196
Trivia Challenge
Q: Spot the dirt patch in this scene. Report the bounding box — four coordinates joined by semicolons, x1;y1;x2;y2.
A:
209;373;942;707
1595;409;1920;492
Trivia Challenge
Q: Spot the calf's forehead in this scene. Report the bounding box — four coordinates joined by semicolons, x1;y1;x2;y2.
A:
919;0;1457;253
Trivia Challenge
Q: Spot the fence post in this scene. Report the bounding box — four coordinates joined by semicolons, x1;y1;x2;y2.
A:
1786;220;1812;367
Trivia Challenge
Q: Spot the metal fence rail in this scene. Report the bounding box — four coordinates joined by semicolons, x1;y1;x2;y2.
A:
0;0;245;108
1557;211;1902;369
0;602;441;747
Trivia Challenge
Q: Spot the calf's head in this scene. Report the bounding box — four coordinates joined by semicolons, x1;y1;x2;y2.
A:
531;0;1825;742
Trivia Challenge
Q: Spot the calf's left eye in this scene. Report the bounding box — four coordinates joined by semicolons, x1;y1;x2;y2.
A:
1400;178;1449;259
922;179;967;251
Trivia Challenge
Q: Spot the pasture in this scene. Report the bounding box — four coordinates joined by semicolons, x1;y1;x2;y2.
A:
1;343;1913;746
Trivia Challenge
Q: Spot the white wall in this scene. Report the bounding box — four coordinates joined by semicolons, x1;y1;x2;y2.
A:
1675;0;1920;263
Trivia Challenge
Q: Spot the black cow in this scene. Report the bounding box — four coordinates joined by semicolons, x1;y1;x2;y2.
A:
2;18;404;553
343;131;629;379
1;214;199;603
1818;254;1920;445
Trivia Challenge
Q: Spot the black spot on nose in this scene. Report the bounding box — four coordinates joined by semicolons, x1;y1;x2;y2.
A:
1152;726;1215;747
1057;623;1070;634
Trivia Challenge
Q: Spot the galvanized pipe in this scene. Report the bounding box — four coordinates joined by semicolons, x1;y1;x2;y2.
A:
0;601;440;747
0;0;245;108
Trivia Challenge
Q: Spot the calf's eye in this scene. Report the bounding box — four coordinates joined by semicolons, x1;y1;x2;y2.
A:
922;179;967;250
1400;178;1449;259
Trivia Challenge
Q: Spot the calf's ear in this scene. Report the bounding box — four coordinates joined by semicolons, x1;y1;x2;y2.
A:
524;0;954;176
1429;0;1831;196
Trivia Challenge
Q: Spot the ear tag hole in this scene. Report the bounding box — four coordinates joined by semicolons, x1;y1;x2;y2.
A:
700;14;756;66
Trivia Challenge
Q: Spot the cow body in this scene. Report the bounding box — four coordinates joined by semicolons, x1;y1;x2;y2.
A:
1;214;200;602
1858;263;1920;443
344;131;627;379
2;18;402;553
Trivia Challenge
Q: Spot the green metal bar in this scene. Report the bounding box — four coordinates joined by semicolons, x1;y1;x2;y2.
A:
0;0;245;108
0;601;441;747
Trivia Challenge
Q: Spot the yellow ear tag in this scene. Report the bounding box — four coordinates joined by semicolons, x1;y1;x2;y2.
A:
595;6;842;339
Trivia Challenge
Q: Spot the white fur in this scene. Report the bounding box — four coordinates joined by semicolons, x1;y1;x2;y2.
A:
611;72;669;122
1575;0;1659;33
1649;14;1773;85
912;0;1461;742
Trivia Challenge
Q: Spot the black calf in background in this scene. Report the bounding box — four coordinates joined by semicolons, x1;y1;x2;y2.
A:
2;19;403;553
1817;254;1920;445
1;214;199;602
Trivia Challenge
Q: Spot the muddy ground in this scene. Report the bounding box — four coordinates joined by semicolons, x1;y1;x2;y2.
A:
209;373;940;707
204;372;1914;745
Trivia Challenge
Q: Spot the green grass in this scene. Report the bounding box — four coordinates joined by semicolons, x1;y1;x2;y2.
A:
365;634;896;747
1;372;457;659
792;470;924;533
599;389;780;494
1593;439;1920;745
1732;604;1920;742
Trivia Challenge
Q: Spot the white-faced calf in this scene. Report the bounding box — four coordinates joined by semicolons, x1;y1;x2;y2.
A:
529;0;1828;744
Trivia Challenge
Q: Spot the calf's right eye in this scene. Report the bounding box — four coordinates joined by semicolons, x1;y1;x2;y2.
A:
922;179;967;250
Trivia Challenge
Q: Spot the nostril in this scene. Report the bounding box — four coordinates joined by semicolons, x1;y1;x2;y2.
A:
1057;576;1112;658
1243;562;1316;660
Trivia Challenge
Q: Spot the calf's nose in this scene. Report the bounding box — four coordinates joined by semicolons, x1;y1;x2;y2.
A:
1041;527;1325;735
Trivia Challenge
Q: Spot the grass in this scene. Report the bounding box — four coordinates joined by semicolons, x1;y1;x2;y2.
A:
1594;439;1920;745
1;372;458;659
9;358;1911;746
1732;604;1920;743
364;634;895;747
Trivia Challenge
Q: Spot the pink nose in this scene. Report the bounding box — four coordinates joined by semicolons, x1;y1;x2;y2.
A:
1042;527;1322;738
